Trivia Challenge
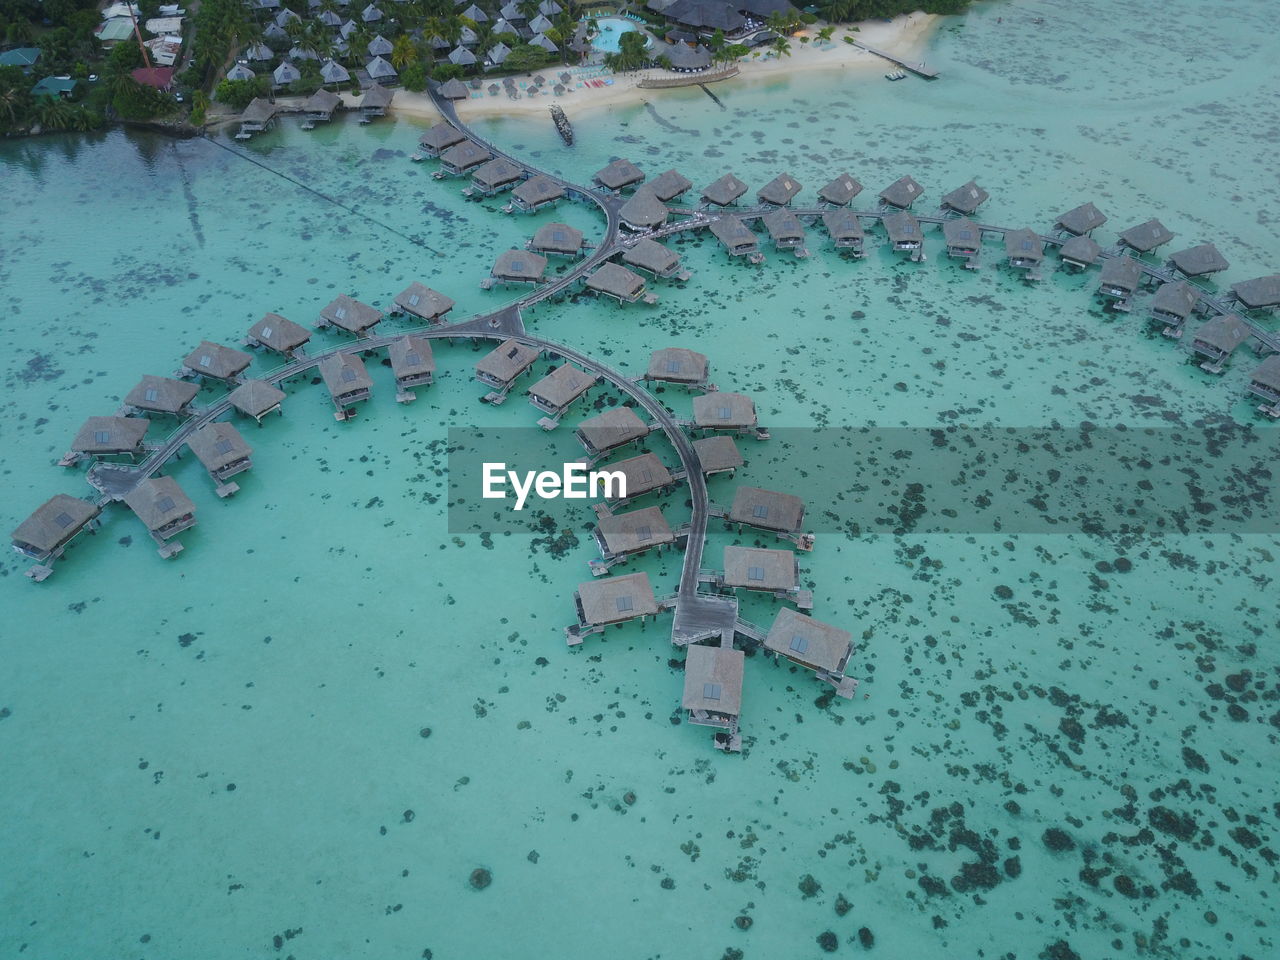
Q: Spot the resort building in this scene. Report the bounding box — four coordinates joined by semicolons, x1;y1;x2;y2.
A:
693;435;743;477
621;238;689;280
647;168;693;203
228;380;285;423
124;375;199;417
319;353;373;419
645;347;710;389
470;158;525;196
1055;202;1107;235
567;571;661;645
682;643;744;751
762;208;806;254
1231;275;1280;312
763;607;856;698
940;179;989;216
727;486;808;543
123;476;196;558
710;215;762;261
359;84;393;120
11;494;101;578
527;222;586;258
439;141;493;177
1058;234;1102;270
318;295;382;338
1246;355;1280;416
576;406;651;458
883;211;924;259
393;283;454;324
593;158;646;191
475;338;540;400
389;335;436;402
878;175;924;209
1097;255;1143;310
186;421;252;496
1169;243;1230;278
618;187;670;231
1004;228;1045;279
181;341;251;382
818;173;862;207
485;249;548;288
756;173;802;207
608;453;675;503
527;363;597;424
1117;219;1175;255
701;172;749;207
942;218;982;267
822;209;864;254
692;392;759;436
246;313;311;357
586;263;657;304
510;175;566;213
1149;280;1201;337
593;505;674;571
1190;314;1251;374
720;544;809;607
419;122;466;157
66;416;149;464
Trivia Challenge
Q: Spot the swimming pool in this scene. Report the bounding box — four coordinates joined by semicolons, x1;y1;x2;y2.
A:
592;17;649;54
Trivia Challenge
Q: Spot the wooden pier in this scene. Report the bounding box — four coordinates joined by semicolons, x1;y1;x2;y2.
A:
847;39;939;79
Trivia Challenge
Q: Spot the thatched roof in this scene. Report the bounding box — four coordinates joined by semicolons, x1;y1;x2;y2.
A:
681;643;744;716
710;215;757;249
529;221;583;254
822;209;864;242
1058;234;1101;266
320;295;382;334
360;83;393;108
513;175;566;207
647;347;708;383
125;375;199;414
701;172;748;206
942;217;981;248
665;0;744;31
440;140;492;171
365;56;397;79
1192;314;1250;355
228;379;285;418
623;238;679;275
248;313;311;353
618;187;669;229
1250;355;1280;392
723;544;797;591
693;435;743;473
240;98;277;124
1004;227;1044;261
576;571;659;625
593;158;645;190
472;157;524;190
728;486;804;532
692;391;756;429
302;87;341;115
879;175;924;209
577;406;648;453
123;476;195;533
389;335;436;380
186;421;252;473
439;77;469;99
1055;202;1107;235
597;505;673;556
764;607;852;674
319;353;373;398
71;415;149;454
393;282;455;321
12;494;100;555
1232;275;1280;309
818;173;862;206
757;172;802;206
1118;218;1174;253
647;168;693;202
883;211;922;245
763;208;804;243
587;262;647;299
1150;280;1199;319
1098;255;1142;293
492;249;547;281
1169;243;1229;277
476;338;539;382
610;452;673;497
184;340;251;380
420;121;466;151
940;179;989;215
529;363;596;408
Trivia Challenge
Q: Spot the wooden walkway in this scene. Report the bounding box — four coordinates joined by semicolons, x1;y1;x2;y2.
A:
848;39;939;79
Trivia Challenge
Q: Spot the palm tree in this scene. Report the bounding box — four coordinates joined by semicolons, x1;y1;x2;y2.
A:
817;25;835;43
390;34;417;71
347;24;375;67
771;37;791;58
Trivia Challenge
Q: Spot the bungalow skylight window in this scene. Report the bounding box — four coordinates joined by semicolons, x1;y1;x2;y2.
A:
214;438;234;455
639;469;652;483
511;260;524;272
261;326;273;339
789;635;810;654
144;388;158;402
54;512;74;528
666;360;682;373
199;355;212;367
747;566;765;582
635;525;651;540
615;596;633;612
341;367;357;382
752;504;769;519
334;306;347;320
156;496;175;513
703;683;722;701
506;347;520;359
716;406;732;419
94;430;110;443
405;351;422;365
408;293;421;306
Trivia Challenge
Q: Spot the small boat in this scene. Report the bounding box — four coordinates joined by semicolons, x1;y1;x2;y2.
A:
410;152;426;162
885;69;907;81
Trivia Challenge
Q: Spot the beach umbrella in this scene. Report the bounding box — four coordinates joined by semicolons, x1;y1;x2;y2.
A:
503;75;515;86
534;74;547;84
488;83;499;95
559;71;570;82
553;84;565;95
469;77;481;89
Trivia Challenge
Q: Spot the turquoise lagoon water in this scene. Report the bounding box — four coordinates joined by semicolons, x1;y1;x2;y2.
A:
2;1;1278;957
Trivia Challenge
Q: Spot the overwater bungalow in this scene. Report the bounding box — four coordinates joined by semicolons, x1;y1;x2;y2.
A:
392;282;454;324
181;341;251;383
469;158;524;196
618;187;670;231
246;313;311;358
389;335;435;402
1058;234;1102;270
235;98;276;139
527;222;585;258
438;141;492;177
576;406;651;458
647;168;693;203
318;295;382;338
1169;243;1229;278
1055;202;1107;236
1004;228;1045;279
476;339;540;399
1149;280;1200;337
64;416;149;465
762;208;807;255
11;494;101;578
728;486;808;544
763;607;856;697
124;375;199;418
300;88;341;126
593;158;645;192
692;392;760;437
822;209;864;255
721;544;806;604
940;179;989;216
228;379;285;423
358;83;393;121
878;175;924;209
593;505;674;571
567;571;660;644
645;347;710;390
509;175;566;213
1117;218;1175;255
818;173;862;207
438;77;469;99
693;435;743;477
710;215;763;262
1247;355;1280;417
527;363;597;424
1098;255;1143;310
419;122;466;157
942;218;982;268
123;476;195;558
1190;314;1251;374
484;249;548;288
621;238;689;280
186;421;252;496
756;173;802;207
609;453;675;503
319;353;373;419
701;172;749;207
682;643;744;751
585;263;657;305
1232;275;1280;311
883;211;924;260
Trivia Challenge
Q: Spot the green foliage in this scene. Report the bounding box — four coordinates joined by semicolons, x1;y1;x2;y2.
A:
214;76;269;110
602;30;650;72
189;0;255;90
189;90;209;126
401;62;428;92
501;43;551;74
431;62;465;82
111;77;174;120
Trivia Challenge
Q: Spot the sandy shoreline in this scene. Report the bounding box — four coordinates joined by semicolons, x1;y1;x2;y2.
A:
339;12;939;127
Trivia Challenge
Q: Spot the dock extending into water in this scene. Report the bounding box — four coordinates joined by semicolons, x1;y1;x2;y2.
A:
848;38;939;79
